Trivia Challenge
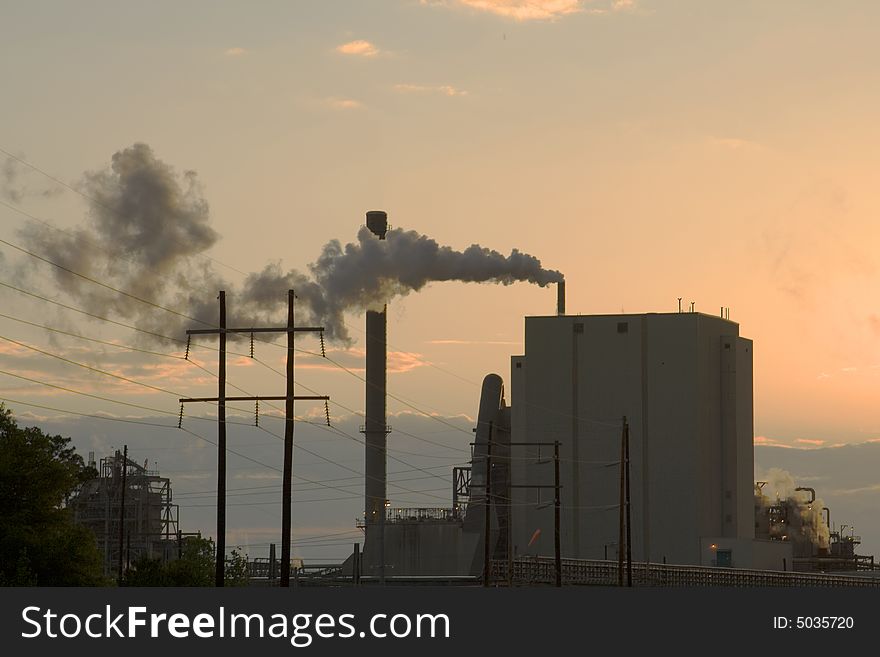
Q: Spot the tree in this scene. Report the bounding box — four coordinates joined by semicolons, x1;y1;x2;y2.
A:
225;547;250;587
122;537;249;587
0;404;105;586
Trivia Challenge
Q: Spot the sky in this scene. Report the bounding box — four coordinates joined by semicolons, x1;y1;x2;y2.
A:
1;0;879;555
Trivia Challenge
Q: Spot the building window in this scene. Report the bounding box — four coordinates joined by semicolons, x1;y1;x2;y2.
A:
617;322;628;334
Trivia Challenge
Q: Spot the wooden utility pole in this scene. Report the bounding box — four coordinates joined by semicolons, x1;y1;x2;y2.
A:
217;291;226;587
618;416;626;587
116;444;127;585
180;289;328;588
554;440;561;588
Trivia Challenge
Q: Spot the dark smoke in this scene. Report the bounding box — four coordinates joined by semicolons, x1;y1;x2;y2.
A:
18;143;228;339
19;144;563;343
2;155;64;203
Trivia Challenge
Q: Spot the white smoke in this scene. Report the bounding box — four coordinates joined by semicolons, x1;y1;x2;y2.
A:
18;143;564;343
756;468;830;550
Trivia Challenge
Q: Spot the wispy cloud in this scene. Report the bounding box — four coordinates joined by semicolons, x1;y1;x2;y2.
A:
325;97;364;110
421;0;635;21
394;84;467;97
754;435;792;448
427;339;520;345
294;347;429;374
336;40;380;57
225;47;247;57
795;438;826;447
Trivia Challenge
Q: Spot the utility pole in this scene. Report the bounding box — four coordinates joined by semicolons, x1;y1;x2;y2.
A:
483;429;492;588
618;416;625;587
217;290;226;587
554;440;561;588
353;543;360;587
181;289;329;588
624;417;632;588
117;444;127;585
505;441;561;587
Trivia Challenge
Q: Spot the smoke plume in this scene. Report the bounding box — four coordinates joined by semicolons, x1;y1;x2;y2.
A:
18;143;227;339
242;226;564;341
18;143;563;343
756;468;830;550
2;155;63;203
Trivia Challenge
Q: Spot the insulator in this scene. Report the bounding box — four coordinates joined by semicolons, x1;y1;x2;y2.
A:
320;332;326;358
324;400;331;427
184;335;191;360
255;400;259;427
177;403;184;429
250;332;255;358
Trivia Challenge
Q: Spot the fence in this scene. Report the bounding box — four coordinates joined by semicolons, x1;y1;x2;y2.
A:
491;557;880;588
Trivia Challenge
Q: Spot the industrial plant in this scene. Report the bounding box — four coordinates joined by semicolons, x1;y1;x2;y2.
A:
348;210;878;587
67;210;876;588
70;450;180;577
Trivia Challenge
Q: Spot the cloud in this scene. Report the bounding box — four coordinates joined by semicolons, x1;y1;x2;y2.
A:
336;40;380;57
394;84;467;97
422;0;634;20
225;47;247;56
427;339;520;345
754;435;792;448
795;438;826;447
296;347;429;374
325;97;364;110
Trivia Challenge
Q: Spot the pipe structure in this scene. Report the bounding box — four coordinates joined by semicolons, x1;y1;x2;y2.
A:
363;210;389;583
795;487;816;504
557;280;566;316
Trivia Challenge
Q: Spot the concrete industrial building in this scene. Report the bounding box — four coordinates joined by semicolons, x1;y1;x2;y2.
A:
359;305;792;576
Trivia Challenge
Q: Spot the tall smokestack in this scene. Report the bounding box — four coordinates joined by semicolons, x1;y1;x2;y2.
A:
557;280;566;315
363;211;388;580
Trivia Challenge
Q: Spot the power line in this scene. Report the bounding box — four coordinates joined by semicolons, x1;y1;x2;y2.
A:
0;233;214;327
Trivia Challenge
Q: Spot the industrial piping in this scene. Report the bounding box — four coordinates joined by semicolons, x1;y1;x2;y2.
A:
363;210;389;581
557;280;566;316
795;487;816;504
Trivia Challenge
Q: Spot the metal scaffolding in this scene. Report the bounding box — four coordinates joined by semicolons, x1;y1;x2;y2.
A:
71;450;179;577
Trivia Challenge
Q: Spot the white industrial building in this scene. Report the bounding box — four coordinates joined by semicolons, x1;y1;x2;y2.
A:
499;311;789;570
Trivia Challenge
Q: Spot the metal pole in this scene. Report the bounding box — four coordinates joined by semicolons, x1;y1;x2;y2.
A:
117;444;127;585
281;289;295;587
554;440;562;588
353;543;360;587
269;543;276;583
216;291;226;587
618;416;625;586
625;418;632;587
483;427;493;587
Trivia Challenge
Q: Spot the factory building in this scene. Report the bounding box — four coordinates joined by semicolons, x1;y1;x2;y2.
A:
502;310;788;570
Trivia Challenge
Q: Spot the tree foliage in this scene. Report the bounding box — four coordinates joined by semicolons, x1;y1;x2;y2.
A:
122;537;249;587
0;404;105;586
